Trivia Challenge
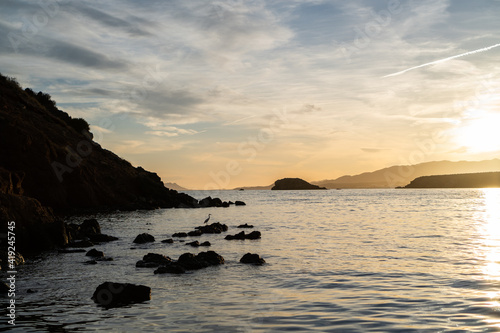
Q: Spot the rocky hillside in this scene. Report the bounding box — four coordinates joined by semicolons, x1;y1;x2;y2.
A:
404;172;500;188
0;74;198;253
271;178;326;190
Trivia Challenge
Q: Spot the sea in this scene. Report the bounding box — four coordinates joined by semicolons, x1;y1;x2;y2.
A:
2;188;500;332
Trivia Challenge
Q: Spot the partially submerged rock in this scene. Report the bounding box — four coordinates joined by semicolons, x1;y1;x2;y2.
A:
136;253;172;268
66;219;118;244
86;248;104;258
59;249;86;253
225;231;261;240
154;263;185;274
66;240;94;248
235;201;246;206
198;196;223;207
194;222;228;234
240;253;266;264
92;282;151;307
237;223;254;228
133;233;155;244
187;230;202;237
172;232;188;238
155;251;224;274
178;251;225;270
161;238;174;243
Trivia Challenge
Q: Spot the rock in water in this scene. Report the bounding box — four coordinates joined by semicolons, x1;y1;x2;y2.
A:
136;253;172;268
225;231;261;240
237;223;254;228
246;231;261;240
194;222;228;234
133;233;155;243
85;248;104;257
154;263;186;274
235;201;246;206
92;282;151;307
80;219;101;236
240;253;266;264
177;251;225;270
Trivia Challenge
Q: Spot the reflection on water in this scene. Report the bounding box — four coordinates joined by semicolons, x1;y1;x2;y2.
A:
479;189;500;279
4;189;500;332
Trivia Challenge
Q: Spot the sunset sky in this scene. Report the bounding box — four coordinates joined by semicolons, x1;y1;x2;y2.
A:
1;0;499;189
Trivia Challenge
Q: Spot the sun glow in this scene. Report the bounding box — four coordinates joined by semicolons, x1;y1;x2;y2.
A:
453;112;500;153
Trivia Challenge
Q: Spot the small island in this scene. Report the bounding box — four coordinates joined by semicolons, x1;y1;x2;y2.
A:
271;178;327;190
404;171;500;188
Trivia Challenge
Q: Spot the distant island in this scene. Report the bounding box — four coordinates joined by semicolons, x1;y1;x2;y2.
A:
271;178;327;190
235;159;500;190
312;159;500;189
404;172;500;188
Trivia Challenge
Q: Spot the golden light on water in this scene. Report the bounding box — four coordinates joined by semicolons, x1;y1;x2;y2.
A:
479;188;500;279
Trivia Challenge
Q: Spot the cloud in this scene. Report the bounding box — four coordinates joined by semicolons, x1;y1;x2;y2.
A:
361;148;391;153
68;3;155;37
383;42;500;77
0;20;128;70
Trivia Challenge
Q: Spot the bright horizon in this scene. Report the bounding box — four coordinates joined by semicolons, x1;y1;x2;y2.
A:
1;1;500;189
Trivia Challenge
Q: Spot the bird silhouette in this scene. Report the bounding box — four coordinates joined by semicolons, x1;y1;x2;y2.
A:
203;214;211;224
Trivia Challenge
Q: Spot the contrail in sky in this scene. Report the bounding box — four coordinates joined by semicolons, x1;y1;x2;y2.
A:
383;42;500;78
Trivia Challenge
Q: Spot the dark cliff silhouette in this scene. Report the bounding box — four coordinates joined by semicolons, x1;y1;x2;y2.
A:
0;74;197;253
404;172;500;188
271;178;326;190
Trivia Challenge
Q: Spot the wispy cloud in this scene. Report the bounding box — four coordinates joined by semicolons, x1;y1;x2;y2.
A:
383;42;500;77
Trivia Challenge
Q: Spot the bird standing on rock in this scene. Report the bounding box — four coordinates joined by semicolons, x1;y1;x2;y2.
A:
204;214;211;224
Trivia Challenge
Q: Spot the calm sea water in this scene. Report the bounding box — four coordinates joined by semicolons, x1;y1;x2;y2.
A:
2;189;500;332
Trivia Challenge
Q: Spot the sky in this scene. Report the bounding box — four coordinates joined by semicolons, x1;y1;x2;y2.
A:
1;0;500;189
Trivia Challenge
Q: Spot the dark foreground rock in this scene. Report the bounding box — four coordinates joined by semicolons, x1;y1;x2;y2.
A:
0;282;10;294
154;263;186;274
0;251;25;271
194;222;228;234
59;249;86;253
178;251;225;270
199;196;223;207
154;251;224;274
136;253;172;268
92;282;151;307
86;248;104;258
133;233;155;244
240;253;266;264
186;241;211;247
225;231;261;240
235;201;246;206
